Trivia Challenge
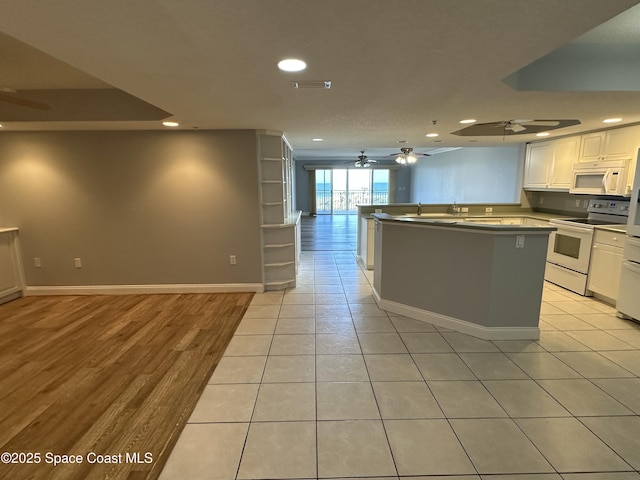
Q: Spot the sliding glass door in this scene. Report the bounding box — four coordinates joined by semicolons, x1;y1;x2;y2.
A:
315;168;390;214
315;169;332;214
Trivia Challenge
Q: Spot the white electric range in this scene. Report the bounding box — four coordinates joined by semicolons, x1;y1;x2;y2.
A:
545;199;630;295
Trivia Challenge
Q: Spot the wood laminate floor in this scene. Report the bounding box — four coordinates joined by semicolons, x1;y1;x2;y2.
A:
300;214;357;251
0;292;252;480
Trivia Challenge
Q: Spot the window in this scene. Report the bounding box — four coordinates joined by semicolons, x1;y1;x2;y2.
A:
315;168;390;214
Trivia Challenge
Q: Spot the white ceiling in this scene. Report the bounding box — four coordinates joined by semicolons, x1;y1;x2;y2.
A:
0;0;639;162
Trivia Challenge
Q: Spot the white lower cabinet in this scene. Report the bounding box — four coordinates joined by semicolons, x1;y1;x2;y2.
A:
587;230;625;302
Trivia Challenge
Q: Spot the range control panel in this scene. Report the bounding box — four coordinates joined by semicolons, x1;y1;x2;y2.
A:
588;199;630;216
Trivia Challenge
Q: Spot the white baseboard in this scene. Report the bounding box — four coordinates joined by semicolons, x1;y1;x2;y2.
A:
25;283;264;296
376;295;540;341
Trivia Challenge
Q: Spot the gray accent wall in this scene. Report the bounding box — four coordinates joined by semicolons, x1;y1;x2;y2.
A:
0;130;263;286
411;146;524;204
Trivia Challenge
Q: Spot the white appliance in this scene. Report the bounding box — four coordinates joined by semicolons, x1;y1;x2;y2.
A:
569;159;630;196
617;149;640;321
546;199;630;295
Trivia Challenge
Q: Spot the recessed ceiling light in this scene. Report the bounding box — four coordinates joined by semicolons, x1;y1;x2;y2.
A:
397;140;408;144
460;119;476;124
162;121;179;127
0;123;3;128
312;138;324;142
603;118;622;123
536;132;550;137
425;133;439;138
278;58;307;72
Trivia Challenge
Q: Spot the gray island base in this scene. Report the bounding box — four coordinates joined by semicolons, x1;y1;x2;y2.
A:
372;214;556;340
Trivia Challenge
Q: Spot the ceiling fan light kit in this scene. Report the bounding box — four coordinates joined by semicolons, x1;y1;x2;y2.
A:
390;147;429;165
349;150;377;168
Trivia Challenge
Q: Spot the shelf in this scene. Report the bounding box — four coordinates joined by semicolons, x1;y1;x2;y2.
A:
265;280;295;286
264;243;295;249
261;223;296;229
264;261;295;267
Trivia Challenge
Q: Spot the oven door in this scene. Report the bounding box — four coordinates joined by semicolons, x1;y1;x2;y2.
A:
547;223;593;274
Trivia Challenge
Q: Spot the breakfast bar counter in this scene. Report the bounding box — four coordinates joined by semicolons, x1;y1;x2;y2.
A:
372;214;556;340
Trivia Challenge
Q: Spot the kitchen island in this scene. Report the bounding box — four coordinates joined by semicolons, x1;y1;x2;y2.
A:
372;214;555;340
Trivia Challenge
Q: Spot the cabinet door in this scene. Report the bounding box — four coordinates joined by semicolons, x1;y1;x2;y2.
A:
524;142;553;188
548;137;578;189
603;126;640;160
587;244;623;300
579;132;606;162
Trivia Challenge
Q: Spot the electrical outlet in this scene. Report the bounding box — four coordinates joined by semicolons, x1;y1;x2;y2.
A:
516;235;525;249
74;257;82;268
575;199;581;207
230;255;237;265
34;257;42;268
485;207;493;213
583;199;589;208
461;207;469;213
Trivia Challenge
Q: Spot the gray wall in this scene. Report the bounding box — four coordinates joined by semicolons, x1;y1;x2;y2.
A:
411;146;524;204
0;130;263;286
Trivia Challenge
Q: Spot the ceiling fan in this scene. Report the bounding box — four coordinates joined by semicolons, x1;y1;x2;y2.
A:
452;119;580;136
388;147;430;165
347;150;377;168
0;86;51;111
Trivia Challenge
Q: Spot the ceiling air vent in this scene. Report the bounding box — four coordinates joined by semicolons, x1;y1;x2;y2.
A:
291;80;332;89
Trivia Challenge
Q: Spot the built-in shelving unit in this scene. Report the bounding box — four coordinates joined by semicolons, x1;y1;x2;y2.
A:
257;131;300;290
0;228;25;305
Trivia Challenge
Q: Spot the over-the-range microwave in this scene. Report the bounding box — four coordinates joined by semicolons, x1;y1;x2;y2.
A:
569;159;630;196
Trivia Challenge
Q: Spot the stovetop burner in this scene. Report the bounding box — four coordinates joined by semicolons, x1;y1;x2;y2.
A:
550;199;631;229
561;218;623;226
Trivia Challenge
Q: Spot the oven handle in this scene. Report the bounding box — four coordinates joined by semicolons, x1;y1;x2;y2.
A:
549;223;592;235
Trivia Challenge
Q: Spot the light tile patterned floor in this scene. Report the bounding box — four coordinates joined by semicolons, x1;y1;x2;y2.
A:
160;251;640;480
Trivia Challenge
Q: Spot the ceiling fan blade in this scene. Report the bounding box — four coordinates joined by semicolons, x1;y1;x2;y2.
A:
522;120;560;127
0;91;51;111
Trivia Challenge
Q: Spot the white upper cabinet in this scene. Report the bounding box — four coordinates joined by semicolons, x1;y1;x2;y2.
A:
523;141;553;189
523;136;578;190
548;136;579;189
578;125;640;163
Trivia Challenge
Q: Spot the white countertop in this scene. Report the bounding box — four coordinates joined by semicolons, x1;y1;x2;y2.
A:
595;224;628;234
